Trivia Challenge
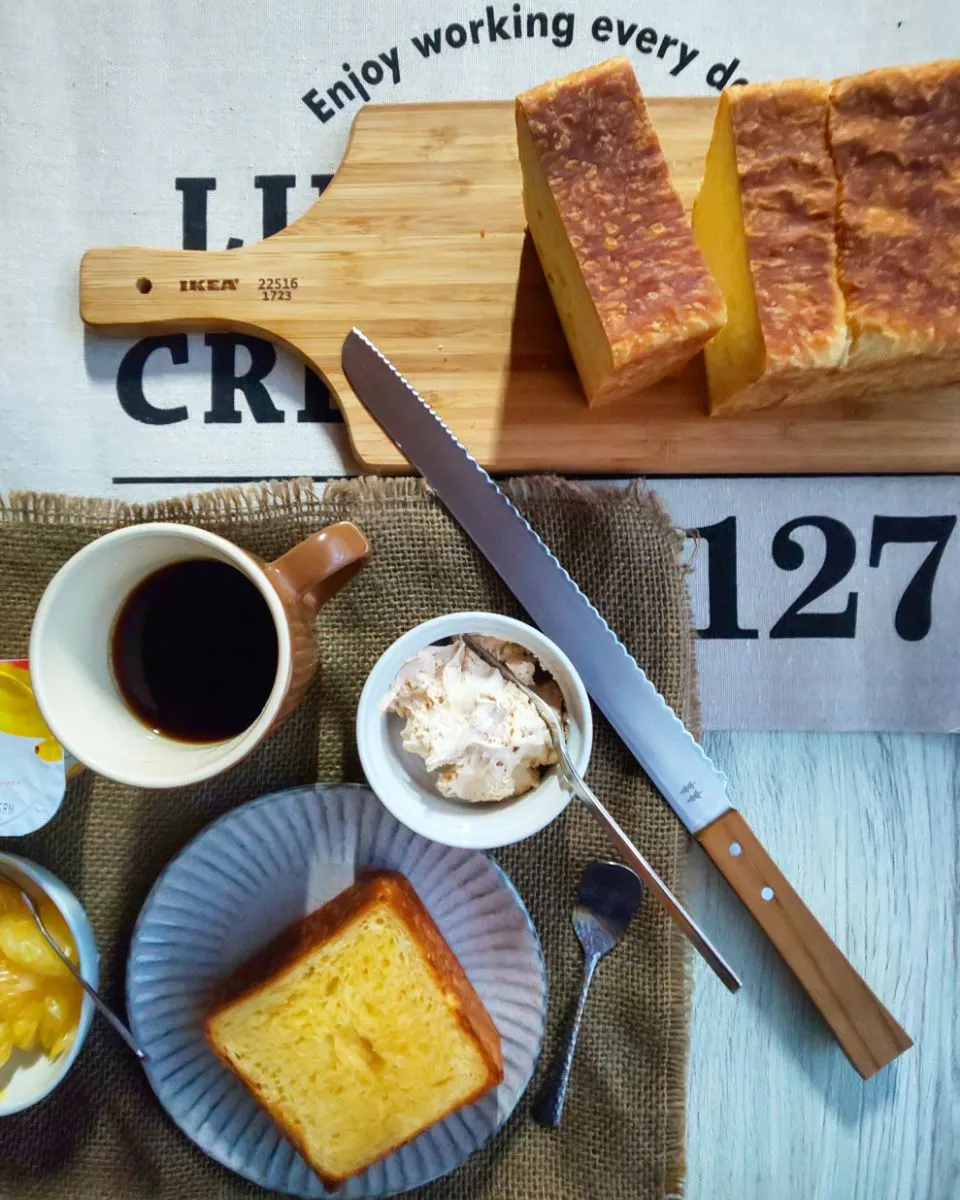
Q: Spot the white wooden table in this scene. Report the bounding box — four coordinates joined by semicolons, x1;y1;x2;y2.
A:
685;731;957;1200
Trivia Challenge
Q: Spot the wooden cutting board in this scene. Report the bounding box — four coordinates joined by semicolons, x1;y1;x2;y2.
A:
80;99;960;475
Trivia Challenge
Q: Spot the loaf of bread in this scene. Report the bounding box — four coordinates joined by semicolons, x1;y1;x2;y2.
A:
205;870;503;1188
695;59;960;413
692;80;848;414
827;59;960;399
516;58;726;406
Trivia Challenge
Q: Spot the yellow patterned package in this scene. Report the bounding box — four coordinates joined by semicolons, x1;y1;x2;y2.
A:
0;660;78;836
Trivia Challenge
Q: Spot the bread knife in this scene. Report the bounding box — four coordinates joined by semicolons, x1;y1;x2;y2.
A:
341;328;913;1078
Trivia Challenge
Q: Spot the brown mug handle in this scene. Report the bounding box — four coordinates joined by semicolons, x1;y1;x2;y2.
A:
265;522;371;614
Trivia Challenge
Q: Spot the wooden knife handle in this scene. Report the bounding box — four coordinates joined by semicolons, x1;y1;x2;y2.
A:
697;808;912;1079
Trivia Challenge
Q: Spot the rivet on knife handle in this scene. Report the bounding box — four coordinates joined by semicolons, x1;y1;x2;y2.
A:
697;809;913;1079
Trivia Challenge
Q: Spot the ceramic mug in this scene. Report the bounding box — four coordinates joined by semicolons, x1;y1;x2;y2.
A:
29;521;370;788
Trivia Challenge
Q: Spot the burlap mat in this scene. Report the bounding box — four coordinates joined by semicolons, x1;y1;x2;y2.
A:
0;476;696;1200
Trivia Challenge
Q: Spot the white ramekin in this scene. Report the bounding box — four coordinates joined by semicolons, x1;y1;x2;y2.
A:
356;612;593;850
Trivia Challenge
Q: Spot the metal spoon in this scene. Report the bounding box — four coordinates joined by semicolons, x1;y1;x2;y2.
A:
531;861;644;1126
462;635;741;992
0;871;148;1062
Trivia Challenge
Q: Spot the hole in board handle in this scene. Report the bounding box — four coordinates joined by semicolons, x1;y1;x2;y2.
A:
135;277;152;294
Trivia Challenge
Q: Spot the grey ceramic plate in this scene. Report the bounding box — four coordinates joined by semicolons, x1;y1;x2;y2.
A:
126;784;547;1198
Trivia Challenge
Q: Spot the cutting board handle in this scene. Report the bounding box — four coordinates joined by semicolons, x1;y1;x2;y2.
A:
80;245;296;338
697;808;912;1078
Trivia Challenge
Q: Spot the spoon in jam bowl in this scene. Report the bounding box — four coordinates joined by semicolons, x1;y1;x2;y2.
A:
0;870;149;1061
461;635;741;993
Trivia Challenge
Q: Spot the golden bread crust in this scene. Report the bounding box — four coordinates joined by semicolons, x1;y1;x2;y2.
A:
205;869;504;1187
700;59;960;411
517;57;725;401
729;79;848;377
829;59;960;370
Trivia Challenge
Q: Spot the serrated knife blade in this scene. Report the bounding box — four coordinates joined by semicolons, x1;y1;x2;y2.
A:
342;331;728;834
342;328;913;1076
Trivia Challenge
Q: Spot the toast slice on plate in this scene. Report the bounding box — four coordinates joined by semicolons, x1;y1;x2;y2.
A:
205;869;503;1188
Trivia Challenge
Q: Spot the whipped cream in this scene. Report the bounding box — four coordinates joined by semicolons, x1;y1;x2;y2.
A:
381;636;562;804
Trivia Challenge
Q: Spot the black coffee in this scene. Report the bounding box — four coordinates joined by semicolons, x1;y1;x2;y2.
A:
111;559;279;743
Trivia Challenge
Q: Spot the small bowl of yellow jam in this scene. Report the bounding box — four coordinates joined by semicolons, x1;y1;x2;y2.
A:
0;852;98;1114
